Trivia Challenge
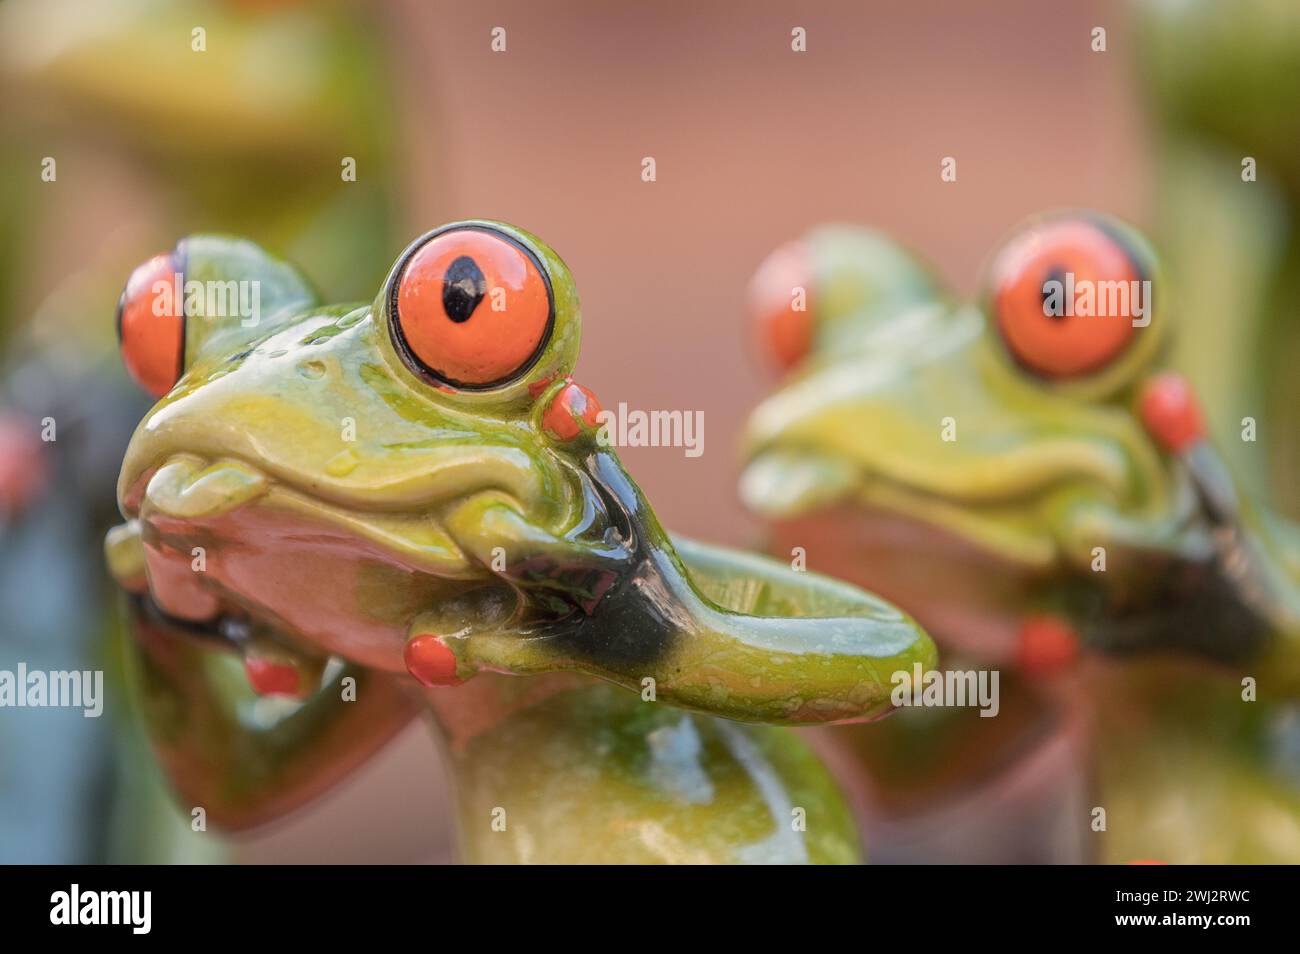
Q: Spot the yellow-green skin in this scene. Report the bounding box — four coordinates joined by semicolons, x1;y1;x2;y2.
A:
0;0;397;305
1135;0;1300;515
1092;660;1300;865
741;216;1300;677
1124;0;1300;863
107;221;936;863
739;215;1300;863
451;681;858;864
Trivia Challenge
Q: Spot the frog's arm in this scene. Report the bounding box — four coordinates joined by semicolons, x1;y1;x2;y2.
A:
434;449;935;726
120;598;418;831
1054;451;1300;684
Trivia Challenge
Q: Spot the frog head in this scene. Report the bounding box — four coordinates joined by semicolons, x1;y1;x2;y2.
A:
740;213;1300;670
106;221;935;725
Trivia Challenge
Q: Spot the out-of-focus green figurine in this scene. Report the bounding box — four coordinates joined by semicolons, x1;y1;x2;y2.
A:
739;213;1300;862
1135;0;1300;517
0;0;401;862
0;0;397;306
104;222;936;863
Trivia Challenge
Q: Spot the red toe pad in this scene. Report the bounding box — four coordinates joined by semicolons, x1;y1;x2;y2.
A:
244;657;304;698
1016;615;1080;676
404;634;464;687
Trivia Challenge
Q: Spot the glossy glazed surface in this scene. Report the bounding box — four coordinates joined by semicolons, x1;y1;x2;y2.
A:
107;220;938;862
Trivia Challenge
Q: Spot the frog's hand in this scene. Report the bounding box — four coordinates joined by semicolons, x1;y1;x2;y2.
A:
660;536;934;724
739;446;859;519
438;451;935;726
121;596;417;830
1172;440;1300;679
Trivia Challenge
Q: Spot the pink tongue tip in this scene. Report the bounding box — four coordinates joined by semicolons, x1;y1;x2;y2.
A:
1138;372;1206;454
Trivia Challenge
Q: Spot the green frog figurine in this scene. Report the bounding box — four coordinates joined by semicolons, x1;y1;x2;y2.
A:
742;212;1299;677
739;212;1300;862
105;220;937;863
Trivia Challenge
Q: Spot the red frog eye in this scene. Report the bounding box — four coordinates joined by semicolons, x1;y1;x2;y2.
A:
117;252;185;398
989;218;1145;378
392;227;553;388
749;240;814;372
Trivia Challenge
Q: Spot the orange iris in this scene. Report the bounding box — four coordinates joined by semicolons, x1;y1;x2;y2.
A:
117;252;185;398
989;218;1143;378
749;240;813;372
393;228;553;388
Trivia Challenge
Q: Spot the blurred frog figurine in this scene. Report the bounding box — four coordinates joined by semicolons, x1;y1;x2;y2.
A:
740;213;1300;862
0;0;402;864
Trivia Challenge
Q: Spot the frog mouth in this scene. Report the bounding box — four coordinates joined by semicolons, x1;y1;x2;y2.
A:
744;443;1136;569
740;366;1300;664
111;440;937;725
739;365;1189;573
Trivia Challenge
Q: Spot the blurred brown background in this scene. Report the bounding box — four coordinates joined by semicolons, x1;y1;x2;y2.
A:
243;0;1149;862
391;0;1147;547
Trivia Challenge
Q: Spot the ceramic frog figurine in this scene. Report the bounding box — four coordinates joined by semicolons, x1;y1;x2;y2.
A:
741;212;1300;677
738;212;1300;862
105;220;936;863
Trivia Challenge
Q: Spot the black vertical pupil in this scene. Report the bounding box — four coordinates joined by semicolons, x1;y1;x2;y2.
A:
442;256;487;323
1041;265;1068;320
